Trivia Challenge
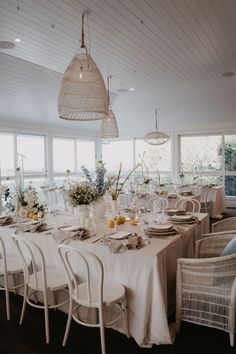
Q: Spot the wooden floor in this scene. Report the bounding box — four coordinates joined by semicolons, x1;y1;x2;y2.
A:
0;208;236;354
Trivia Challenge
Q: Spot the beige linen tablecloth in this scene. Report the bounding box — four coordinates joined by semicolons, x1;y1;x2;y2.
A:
0;212;209;347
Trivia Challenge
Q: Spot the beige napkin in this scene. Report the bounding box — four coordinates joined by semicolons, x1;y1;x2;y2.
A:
0;215;13;225
107;235;140;253
52;227;89;244
17;221;42;233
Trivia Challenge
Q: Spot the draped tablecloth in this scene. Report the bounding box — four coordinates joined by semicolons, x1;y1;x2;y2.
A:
0;212;209;347
206;186;226;219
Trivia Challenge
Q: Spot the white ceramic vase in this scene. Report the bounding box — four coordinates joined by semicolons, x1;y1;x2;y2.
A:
111;199;118;218
93;196;106;220
78;204;90;227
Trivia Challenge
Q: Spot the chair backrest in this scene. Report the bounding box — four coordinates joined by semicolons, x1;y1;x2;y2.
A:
12;234;47;291
58;244;104;307
175;198;200;213
212;217;236;233
0;236;8;277
195;233;236;258
146;196;168;210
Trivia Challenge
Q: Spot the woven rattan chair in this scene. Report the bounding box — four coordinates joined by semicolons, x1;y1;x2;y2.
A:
212;217;236;233
176;233;236;346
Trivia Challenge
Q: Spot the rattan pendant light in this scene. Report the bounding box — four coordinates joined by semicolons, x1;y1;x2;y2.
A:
100;76;119;138
144;109;170;145
58;13;108;121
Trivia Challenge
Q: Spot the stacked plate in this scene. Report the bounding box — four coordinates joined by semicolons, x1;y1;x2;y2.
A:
170;215;196;224
144;224;177;237
165;208;186;216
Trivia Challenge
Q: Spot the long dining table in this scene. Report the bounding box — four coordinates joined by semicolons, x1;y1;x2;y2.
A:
0;211;209;347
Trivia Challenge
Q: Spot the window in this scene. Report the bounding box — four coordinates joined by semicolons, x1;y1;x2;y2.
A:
17;135;45;176
53;138;75;174
135;139;171;172
0;133;14;177
180;135;222;172
102;140;133;172
77;140;95;172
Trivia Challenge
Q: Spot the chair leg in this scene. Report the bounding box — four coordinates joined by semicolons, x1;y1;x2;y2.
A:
43;291;50;344
62;298;73;347
98;306;106;354
4;274;10;321
230;332;234;347
122;298;130;338
20;284;28;325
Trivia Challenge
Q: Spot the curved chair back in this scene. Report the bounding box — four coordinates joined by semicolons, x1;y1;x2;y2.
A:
58;244;104;308
175;198;200;213
212;217;236;233
12;234;47;291
146;196;168;211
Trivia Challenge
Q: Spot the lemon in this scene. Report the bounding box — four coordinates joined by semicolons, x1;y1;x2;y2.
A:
116;215;125;225
28;212;33;219
32;214;39;221
107;219;115;228
130;218;137;226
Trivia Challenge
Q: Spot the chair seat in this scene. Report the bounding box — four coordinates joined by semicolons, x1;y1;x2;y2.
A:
29;268;68;291
74;279;125;307
0;256;28;275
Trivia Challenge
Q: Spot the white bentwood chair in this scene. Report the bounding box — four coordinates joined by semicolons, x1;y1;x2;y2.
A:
175;198;201;213
0;236;28;320
176;233;236;346
58;244;129;354
12;234;69;343
146;196;168;211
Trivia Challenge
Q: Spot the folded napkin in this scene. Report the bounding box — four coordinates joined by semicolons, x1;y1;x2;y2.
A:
104;235;145;253
0;215;14;226
165;208;186;216
52;227;90;244
17;220;42;233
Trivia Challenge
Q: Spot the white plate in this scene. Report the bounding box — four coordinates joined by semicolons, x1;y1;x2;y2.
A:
108;231;132;240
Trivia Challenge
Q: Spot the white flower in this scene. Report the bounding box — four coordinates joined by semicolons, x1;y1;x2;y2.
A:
18;207;28;218
0;184;8;193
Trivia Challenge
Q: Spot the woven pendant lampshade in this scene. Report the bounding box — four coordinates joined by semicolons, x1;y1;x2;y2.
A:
100;109;119;138
144;109;170;145
58;13;108;121
100;76;119;138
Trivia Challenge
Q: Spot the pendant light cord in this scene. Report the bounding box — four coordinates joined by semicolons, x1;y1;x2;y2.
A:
155;109;158;130
107;75;112;108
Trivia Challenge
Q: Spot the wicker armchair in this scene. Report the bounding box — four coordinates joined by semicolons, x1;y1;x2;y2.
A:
176;233;236;346
212;217;236;233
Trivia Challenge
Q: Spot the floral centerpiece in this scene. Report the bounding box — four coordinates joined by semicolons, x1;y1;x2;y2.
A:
68;182;98;206
81;161;108;196
107;162;141;201
1;181;46;219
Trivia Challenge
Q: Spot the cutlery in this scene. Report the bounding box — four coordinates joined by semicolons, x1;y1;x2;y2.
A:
137;240;150;250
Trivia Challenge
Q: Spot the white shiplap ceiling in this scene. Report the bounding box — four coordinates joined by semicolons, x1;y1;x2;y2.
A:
0;0;236;133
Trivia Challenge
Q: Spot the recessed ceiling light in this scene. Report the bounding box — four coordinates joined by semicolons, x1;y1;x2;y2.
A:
116;88;128;93
129;88;135;91
222;72;235;77
14;38;22;43
0;41;15;49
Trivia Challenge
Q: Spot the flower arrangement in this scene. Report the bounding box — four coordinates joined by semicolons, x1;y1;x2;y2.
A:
81;161;108;196
68;182;98;206
107;162;141;200
0;180;46;219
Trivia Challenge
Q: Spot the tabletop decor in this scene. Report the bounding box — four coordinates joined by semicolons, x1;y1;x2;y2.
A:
81;161;108;219
68;182;98;225
107;162;141;217
1;180;46;219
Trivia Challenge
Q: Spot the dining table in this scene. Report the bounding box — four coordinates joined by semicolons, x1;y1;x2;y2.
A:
0;211;209;347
